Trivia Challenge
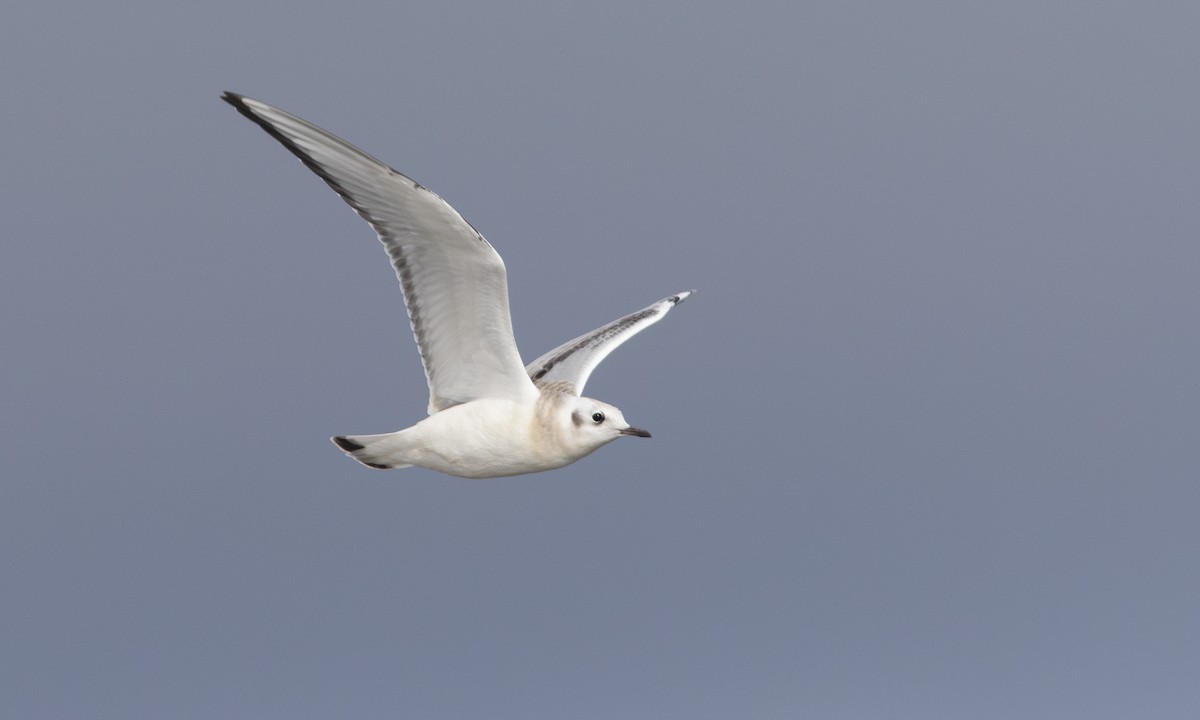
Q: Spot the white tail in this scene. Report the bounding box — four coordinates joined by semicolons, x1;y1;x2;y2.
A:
331;434;413;470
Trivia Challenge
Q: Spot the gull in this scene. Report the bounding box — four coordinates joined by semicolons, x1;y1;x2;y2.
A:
223;92;692;478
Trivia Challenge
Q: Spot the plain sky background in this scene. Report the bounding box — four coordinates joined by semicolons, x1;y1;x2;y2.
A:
4;1;1199;718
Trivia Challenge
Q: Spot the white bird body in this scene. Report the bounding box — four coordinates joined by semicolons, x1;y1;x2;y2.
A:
224;92;690;478
339;392;634;479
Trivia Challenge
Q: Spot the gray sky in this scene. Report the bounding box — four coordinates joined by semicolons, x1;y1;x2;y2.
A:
4;1;1200;718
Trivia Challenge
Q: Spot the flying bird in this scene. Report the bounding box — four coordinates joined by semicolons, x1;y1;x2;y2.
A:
223;93;691;478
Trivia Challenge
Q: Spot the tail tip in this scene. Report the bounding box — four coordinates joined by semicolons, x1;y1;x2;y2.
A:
332;435;365;452
331;435;393;470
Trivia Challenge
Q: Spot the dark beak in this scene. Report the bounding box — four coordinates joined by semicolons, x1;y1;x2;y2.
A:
619;426;652;438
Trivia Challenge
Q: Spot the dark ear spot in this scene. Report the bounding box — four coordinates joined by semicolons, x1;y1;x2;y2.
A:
571;411;583;427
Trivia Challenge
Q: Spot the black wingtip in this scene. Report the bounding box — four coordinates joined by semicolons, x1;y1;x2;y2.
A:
332;436;366;452
221;92;267;127
669;289;696;306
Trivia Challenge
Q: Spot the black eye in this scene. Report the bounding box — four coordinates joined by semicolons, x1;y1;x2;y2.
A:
591;412;605;423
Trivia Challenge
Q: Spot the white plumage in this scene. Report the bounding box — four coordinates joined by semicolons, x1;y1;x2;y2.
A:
224;92;691;478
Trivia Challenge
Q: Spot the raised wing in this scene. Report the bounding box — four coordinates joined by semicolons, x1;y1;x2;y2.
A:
525;291;693;395
224;93;539;414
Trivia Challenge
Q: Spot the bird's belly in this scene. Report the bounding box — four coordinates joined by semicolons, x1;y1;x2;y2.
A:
405;400;573;479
